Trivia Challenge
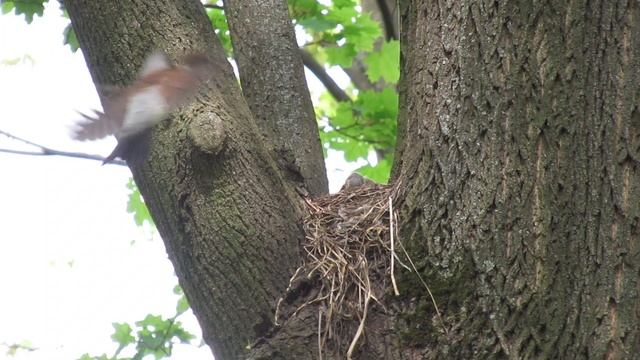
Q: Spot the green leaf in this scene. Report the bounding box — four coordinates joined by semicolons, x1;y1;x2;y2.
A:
297;16;336;33
76;354;109;360
331;102;355;128
4;0;47;24
1;2;15;14
63;23;79;52
111;322;135;348
1;54;35;66
333;0;356;7
289;0;325;23
176;295;190;315
357;155;392;184
341;12;381;52
325;6;357;24
174;284;190;314
324;43;356;67
327;137;369;161
206;7;233;56
126;178;154;228
172;325;195;343
136;314;165;330
172;284;183;295
363;40;400;83
1;57;20;66
357;87;399;119
138;333;164;353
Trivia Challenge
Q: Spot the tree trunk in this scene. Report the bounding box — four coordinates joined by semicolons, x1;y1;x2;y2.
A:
66;1;309;359
65;0;640;358
394;0;640;358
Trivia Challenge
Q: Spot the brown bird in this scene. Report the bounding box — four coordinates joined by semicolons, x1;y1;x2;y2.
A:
340;173;375;191
72;51;214;164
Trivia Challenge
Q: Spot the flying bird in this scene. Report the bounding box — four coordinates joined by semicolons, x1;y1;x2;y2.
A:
72;51;214;164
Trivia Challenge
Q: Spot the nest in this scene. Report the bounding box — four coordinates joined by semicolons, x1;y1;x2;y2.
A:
283;182;404;358
273;179;446;358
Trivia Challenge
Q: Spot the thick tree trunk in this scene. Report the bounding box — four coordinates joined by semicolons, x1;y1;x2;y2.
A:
394;0;640;358
66;1;309;359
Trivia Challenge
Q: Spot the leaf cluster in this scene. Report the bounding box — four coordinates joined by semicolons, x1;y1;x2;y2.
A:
78;286;194;360
289;0;398;183
1;0;47;24
202;0;399;183
126;178;155;228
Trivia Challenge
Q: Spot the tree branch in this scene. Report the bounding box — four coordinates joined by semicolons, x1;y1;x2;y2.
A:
203;4;223;10
225;0;328;195
376;0;398;41
343;59;376;91
0;129;126;166
300;49;351;103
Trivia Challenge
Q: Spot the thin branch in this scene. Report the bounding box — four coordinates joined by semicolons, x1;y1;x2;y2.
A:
203;2;224;10
376;0;398;41
300;49;352;103
0;130;126;166
343;60;376;92
332;127;389;146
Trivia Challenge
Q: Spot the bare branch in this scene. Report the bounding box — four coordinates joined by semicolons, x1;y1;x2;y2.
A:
300;49;351;103
376;0;398;40
203;4;224;10
343;60;376;91
0;130;126;166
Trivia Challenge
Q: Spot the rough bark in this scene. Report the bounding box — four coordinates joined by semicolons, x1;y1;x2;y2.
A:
224;0;328;196
65;1;307;358
394;0;640;358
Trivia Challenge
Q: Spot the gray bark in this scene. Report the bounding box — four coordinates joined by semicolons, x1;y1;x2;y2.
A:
66;1;306;358
394;0;640;358
225;0;328;196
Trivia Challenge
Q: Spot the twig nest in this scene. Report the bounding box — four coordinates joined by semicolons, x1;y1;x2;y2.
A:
291;181;398;355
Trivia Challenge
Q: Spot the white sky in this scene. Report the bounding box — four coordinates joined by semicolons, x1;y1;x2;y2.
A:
0;3;361;359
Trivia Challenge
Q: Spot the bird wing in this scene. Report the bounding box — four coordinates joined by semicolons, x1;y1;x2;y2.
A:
118;85;170;139
72;83;131;141
72;110;118;141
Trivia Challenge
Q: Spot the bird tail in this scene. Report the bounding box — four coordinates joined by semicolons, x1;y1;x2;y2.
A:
73;110;117;141
102;139;131;165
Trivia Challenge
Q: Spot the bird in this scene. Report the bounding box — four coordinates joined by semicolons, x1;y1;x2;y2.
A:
71;51;214;164
340;173;375;191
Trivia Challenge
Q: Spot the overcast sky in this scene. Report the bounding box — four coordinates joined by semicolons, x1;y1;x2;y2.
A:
0;3;361;359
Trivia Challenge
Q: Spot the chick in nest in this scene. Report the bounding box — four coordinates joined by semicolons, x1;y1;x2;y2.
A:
340;173;375;191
